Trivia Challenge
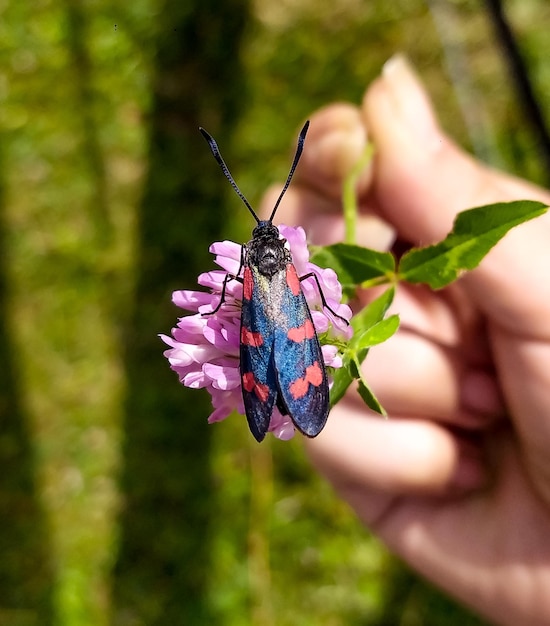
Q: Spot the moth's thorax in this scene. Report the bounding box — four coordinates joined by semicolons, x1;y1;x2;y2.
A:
247;222;291;277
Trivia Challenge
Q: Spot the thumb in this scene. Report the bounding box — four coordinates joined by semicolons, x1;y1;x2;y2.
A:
363;55;550;336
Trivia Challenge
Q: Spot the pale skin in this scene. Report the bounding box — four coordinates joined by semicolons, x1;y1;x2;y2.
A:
260;56;550;625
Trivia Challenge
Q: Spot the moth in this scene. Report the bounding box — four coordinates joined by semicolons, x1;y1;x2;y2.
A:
200;122;346;441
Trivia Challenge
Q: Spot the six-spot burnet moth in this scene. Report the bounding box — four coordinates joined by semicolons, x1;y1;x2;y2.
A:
199;122;348;442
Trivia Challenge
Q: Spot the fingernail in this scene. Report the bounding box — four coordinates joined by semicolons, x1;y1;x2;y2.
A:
382;54;441;151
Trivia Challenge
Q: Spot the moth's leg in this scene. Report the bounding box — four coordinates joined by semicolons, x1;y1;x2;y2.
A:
299;272;349;325
203;245;246;316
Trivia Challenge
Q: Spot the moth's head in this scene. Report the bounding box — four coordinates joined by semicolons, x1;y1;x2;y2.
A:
252;220;281;241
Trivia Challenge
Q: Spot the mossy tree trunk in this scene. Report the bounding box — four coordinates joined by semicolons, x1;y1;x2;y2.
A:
112;2;249;624
0;141;54;623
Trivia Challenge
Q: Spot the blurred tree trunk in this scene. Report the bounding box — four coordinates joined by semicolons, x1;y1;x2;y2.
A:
63;0;112;246
0;142;54;622
111;1;249;624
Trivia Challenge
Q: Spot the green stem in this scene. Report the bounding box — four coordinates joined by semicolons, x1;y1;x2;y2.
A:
360;273;397;290
342;143;375;244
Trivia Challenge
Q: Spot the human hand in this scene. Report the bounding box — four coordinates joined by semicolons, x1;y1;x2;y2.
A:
260;56;550;626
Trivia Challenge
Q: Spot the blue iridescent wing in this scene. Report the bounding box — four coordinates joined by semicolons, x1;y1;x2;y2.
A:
240;266;277;442
273;264;329;437
240;262;329;440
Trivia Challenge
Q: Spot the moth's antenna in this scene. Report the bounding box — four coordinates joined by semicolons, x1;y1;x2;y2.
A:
268;120;310;223
199;127;260;224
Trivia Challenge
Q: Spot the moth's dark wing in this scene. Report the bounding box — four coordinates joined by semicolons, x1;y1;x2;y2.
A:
240;335;277;442
274;324;329;437
240;266;277;442
273;266;329;437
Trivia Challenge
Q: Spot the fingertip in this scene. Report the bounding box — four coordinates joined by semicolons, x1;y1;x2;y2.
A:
362;56;444;162
361;56;491;244
361;57;550;256
306;102;364;140
298;103;371;199
310;127;367;181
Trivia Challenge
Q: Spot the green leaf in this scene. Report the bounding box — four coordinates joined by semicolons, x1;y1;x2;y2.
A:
351;286;395;332
329;365;354;407
354;315;399;350
398;200;548;289
348;357;361;379
329;287;396;411
311;243;395;288
357;379;386;415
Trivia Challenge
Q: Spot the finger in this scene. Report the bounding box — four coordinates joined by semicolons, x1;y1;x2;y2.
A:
293;103;371;201
362;330;503;428
258;104;368;227
259;184;345;244
311;416;550;626
260;182;395;250
306;403;488;497
357;285;505;427
363;56;550;497
259;103;394;248
362;55;550;337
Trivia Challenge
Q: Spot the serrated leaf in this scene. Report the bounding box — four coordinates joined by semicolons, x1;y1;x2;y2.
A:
399;200;548;289
311;243;395;288
354;315;399;350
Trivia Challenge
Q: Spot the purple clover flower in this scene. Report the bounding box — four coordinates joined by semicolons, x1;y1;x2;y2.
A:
160;225;352;441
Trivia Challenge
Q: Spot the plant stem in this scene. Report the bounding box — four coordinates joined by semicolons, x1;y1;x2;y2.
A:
342;143;374;244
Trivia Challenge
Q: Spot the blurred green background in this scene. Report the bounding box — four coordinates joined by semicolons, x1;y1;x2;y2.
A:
1;0;548;624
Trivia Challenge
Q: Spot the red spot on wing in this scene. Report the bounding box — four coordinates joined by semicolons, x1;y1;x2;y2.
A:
241;326;263;347
242;372;270;402
286;265;301;296
305;361;323;386
254;381;270;402
243;267;253;301
288;361;324;400
242;372;255;392
287;319;315;343
289;377;308;399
